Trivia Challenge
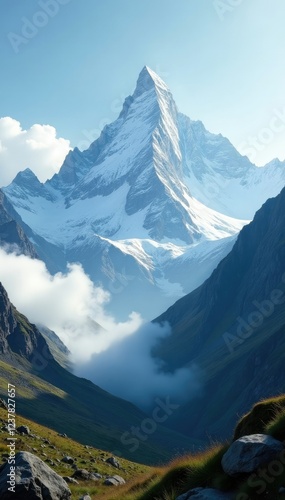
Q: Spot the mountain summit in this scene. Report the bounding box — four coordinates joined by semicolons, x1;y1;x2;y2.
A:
3;68;285;318
134;65;169;97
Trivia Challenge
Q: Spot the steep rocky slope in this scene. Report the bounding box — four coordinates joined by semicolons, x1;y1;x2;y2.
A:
154;186;285;441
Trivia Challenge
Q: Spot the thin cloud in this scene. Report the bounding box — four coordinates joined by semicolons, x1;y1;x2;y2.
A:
75;322;201;411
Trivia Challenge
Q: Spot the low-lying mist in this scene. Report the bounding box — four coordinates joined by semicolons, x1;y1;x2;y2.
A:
0;247;200;411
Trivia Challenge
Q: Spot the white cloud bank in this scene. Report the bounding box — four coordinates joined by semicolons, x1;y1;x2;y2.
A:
0;117;71;186
0;248;200;410
0;248;141;359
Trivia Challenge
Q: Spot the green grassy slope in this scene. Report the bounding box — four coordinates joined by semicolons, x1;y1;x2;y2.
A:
0;406;150;499
2;394;285;499
0;357;202;466
96;394;285;500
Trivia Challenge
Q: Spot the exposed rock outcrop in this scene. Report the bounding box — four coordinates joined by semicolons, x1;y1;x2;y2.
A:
0;451;71;499
221;434;284;477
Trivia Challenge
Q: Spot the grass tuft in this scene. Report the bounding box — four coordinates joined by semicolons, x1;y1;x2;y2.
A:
233;395;285;440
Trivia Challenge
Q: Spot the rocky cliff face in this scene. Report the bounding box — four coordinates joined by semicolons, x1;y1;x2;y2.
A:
0;282;49;361
0;190;37;258
0;282;17;355
154;187;285;440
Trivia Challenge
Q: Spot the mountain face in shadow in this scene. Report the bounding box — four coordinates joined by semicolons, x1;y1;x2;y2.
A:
154;187;285;440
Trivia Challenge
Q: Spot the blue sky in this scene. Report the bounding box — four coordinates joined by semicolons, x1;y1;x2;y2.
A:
1;0;285;167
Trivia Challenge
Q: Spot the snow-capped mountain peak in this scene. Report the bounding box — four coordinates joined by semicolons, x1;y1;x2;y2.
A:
13;168;39;187
134;66;169;98
3;67;285;319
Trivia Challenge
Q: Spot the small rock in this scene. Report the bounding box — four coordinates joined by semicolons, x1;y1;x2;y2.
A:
104;475;126;486
72;469;90;480
91;472;103;479
63;476;79;484
112;474;125;484
79;496;91;500
106;456;120;469
17;425;30;435
62;456;75;464
89;472;102;480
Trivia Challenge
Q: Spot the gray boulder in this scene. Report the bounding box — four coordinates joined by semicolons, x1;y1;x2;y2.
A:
104;474;126;486
72;469;90;480
112;474;125;484
222;434;284;477
176;488;233;499
0;451;71;499
104;477;119;486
